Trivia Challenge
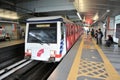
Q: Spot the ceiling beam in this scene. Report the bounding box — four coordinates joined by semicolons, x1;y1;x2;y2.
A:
0;0;34;13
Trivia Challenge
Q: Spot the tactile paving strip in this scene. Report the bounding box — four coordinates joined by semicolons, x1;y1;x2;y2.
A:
84;36;95;49
77;59;109;80
84;45;95;49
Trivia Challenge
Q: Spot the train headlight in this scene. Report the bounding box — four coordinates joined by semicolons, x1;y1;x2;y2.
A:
27;49;32;53
49;50;56;62
25;49;32;57
50;50;56;57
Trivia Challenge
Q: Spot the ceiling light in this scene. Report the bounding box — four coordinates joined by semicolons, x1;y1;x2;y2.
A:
106;9;110;13
0;9;19;20
83;16;85;22
79;0;84;12
77;12;82;20
93;12;99;20
74;0;85;12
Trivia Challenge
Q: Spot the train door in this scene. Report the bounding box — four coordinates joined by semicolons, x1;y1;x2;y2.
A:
59;23;67;57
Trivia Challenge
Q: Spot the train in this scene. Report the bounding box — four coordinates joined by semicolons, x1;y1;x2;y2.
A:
25;16;83;62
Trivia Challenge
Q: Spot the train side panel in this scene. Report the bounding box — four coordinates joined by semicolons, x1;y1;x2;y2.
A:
66;23;82;51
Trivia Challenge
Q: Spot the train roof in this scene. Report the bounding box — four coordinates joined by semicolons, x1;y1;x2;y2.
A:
26;16;73;23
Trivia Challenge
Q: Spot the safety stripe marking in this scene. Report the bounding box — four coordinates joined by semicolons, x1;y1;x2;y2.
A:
92;39;120;80
67;36;84;80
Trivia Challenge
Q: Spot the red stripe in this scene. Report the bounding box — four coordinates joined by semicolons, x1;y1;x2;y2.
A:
37;49;44;57
55;54;62;58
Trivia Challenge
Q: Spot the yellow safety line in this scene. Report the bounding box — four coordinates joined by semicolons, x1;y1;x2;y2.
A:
92;39;120;80
67;37;84;80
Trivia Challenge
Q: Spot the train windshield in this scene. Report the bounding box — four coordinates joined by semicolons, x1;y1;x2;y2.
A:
27;23;57;43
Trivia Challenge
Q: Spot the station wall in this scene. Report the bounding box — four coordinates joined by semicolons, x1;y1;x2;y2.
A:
0;22;23;40
114;15;120;43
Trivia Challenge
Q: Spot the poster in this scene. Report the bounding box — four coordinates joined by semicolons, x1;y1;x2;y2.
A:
116;23;120;38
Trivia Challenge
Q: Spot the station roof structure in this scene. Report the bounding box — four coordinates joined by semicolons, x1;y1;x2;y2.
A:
0;0;120;25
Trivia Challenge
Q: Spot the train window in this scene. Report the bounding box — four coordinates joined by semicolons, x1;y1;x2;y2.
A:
72;25;74;34
70;24;73;35
27;23;57;43
61;23;65;40
67;24;70;36
66;24;69;36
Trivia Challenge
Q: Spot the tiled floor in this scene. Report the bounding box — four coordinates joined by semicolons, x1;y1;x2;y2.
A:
100;44;120;74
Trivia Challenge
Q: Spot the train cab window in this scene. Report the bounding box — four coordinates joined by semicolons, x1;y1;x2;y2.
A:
27;23;57;43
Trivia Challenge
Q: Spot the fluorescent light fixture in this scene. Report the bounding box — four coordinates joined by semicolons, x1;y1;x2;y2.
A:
77;12;82;20
0;9;19;20
93;12;99;20
79;0;84;12
83;16;85;22
74;0;85;12
93;20;97;23
106;9;110;13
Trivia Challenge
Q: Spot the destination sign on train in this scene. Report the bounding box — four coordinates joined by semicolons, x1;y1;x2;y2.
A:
36;24;50;27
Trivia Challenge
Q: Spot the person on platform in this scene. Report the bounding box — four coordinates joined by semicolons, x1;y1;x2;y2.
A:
105;35;113;47
94;30;98;44
91;28;94;38
98;28;103;45
5;33;10;41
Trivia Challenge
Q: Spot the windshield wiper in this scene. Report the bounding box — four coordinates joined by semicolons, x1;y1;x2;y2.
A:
29;33;43;44
46;42;50;45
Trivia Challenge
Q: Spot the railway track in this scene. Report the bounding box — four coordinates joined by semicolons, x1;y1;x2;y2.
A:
21;62;59;80
0;59;59;80
0;59;32;80
0;56;24;70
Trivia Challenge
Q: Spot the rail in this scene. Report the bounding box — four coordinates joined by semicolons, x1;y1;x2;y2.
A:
0;59;32;80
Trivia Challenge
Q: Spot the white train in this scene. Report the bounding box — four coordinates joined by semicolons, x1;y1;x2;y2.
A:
25;16;83;62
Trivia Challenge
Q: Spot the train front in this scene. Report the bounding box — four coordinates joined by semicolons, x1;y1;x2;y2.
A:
25;17;66;62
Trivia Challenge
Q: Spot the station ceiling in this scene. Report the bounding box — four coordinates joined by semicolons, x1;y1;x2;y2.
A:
0;0;120;25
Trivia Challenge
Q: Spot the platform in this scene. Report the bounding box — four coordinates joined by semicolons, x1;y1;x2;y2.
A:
0;39;24;48
48;34;120;80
